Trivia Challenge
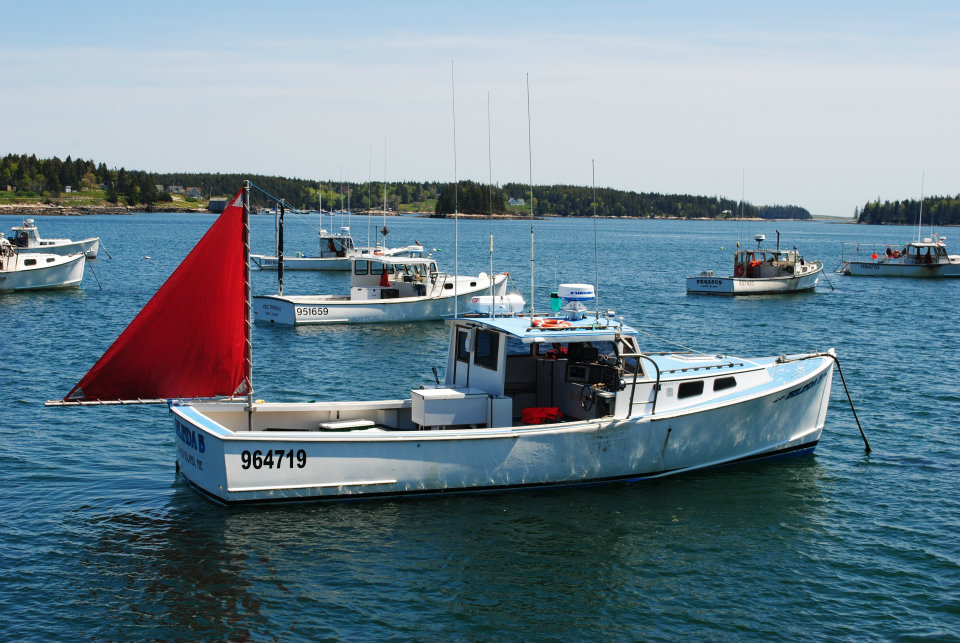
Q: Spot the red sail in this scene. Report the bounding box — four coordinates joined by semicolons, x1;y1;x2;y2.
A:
65;189;249;402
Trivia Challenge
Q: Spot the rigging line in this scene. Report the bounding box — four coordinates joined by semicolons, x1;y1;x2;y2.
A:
631;327;710;355
249;182;327;233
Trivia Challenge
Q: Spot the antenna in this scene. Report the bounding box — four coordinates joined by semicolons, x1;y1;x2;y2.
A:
527;73;535;318
592;159;599;322
451;61;459;319
917;171;925;243
488;90;495;319
383;138;387;249
367;145;372;248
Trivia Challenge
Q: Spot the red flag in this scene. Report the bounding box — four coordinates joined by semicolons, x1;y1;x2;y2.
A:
65;189;249;401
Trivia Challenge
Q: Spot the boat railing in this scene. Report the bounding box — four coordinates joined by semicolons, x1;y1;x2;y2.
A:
839;241;906;263
622;351;660;415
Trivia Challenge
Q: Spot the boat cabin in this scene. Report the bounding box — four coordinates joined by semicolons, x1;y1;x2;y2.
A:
409;314;643;429
734;248;808;279
317;227;355;258
9;220;44;248
350;256;441;300
901;240;950;264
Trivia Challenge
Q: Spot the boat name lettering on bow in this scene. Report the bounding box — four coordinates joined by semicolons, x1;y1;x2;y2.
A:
240;449;307;470
295;307;329;316
175;420;205;453
773;370;827;403
695;279;722;285
177;445;203;470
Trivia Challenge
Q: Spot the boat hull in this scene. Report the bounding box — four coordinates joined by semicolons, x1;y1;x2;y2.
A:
686;266;822;295
841;260;960;277
251;255;350;271
253;274;509;324
0;253;85;292
171;353;834;504
19;237;99;259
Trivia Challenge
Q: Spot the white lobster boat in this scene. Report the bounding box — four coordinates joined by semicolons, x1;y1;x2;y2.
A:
10;219;100;258
0;235;85;292
838;237;960;277
687;233;822;295
54;184;846;505
253;254;513;325
251;226;359;271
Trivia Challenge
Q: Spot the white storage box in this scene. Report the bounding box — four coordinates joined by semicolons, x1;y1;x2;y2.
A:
412;387;489;428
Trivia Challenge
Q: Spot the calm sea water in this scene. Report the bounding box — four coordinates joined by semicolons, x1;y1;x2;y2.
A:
1;210;958;642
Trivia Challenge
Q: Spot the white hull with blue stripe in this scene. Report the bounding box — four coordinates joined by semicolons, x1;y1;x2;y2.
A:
173;285;836;504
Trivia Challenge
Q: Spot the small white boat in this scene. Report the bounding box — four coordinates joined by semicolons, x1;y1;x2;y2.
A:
687;233;823;295
10;219;100;258
253;254;515;325
54;184;850;505
0;234;85;292
251;226;358;271
838;236;960;277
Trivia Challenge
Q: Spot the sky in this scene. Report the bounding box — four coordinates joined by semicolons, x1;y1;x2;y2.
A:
2;0;958;216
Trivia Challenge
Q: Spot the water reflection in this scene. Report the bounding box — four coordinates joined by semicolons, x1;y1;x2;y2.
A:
78;457;828;642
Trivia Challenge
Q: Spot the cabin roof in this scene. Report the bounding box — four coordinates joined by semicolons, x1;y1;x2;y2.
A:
356;255;436;267
451;315;638;343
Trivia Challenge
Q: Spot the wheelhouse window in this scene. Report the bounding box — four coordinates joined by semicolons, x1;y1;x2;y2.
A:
474;330;500;370
354;260;368;275
456;330;470;363
678;380;704;399
713;376;737;392
506;336;531;356
369;262;394;275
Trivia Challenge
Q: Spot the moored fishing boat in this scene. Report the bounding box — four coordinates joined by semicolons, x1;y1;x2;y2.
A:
51;183;859;505
253;254;513;325
251;226;359;271
10;218;100;258
687;232;822;295
0;234;85;292
838;236;960;277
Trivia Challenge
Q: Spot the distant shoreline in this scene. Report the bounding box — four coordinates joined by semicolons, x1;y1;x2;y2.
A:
0;202;845;222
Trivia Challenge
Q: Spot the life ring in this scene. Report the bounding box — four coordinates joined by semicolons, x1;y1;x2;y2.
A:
734;264;745;277
533;318;572;329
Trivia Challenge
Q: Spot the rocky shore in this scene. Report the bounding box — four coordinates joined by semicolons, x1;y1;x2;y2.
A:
0;203;206;216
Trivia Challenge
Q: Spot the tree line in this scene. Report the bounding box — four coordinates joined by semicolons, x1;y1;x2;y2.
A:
856;196;960;226
2;153;812;219
432;181;811;219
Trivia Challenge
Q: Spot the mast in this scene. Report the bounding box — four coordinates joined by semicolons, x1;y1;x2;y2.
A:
527;73;535;318
242;181;253;420
277;201;284;296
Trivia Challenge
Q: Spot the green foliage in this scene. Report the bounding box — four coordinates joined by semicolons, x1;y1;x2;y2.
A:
500;184;809;219
857;196;960;226
435;180;507;215
0;153;813;219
